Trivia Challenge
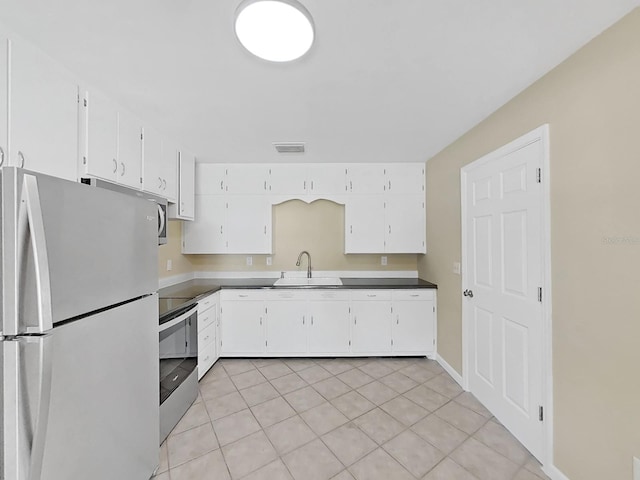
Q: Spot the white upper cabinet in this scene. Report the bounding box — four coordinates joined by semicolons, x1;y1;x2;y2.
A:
268;164;308;196
196;163;225;195
9;37;78;181
161;141;178;204
345;195;385;253
116;109;143;189
385;195;426;253
224;164;269;194
307;164;347;196
182;195;225;253
345;164;385;194
384;163;425;193
142;127;177;202
0;36;8;169
225;196;272;254
174;149;195;219
82;88;119;182
268;164;347;198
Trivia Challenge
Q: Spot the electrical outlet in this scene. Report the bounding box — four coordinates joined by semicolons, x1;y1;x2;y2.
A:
266;257;273;266
381;256;387;266
633;457;640;480
453;262;461;275
166;259;172;271
246;256;253;266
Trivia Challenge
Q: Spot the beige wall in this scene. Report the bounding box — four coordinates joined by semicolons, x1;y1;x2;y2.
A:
418;8;640;480
159;199;418;278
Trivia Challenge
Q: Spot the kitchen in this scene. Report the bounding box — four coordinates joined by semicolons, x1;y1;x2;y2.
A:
1;2;640;480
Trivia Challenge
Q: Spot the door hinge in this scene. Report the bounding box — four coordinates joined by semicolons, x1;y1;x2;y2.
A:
538;287;543;302
536;168;541;183
433;306;435;313
538;406;544;421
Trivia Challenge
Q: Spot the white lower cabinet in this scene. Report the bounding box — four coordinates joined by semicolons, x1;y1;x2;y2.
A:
220;291;267;355
351;291;393;354
197;292;220;379
308;291;350;354
218;288;436;357
265;291;308;354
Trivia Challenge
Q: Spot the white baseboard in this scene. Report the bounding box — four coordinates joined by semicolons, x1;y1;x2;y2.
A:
436;354;464;388
543;464;570;480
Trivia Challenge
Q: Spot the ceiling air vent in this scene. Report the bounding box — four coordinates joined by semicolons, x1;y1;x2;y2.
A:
274;142;305;154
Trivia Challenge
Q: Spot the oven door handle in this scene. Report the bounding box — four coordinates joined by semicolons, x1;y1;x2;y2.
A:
159;306;197;333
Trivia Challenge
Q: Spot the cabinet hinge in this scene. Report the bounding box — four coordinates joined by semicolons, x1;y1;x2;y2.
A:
433;306;435;313
265;340;268;346
538;406;544;421
83;156;87;165
348;307;351;313
391;339;393;346
348;340;351;346
536;168;542;183
538;287;542;302
433;338;435;345
141;132;144;140
140;177;143;184
83;98;87;107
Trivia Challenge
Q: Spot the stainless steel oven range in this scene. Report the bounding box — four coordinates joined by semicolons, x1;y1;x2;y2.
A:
159;302;198;442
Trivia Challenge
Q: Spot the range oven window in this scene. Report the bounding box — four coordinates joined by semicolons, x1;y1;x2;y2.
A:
159;304;198;404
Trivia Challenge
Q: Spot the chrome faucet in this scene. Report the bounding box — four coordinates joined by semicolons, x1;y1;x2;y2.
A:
296;250;312;278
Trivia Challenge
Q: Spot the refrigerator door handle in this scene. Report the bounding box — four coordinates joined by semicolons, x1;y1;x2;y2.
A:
26;336;53;480
3;337;53;480
19;174;53;334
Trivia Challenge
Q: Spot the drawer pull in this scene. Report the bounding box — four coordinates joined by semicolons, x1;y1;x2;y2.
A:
367;294;377;297
410;294;420;297
239;294;249;298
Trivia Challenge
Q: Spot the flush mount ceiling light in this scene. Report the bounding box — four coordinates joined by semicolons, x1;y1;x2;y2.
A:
235;0;314;62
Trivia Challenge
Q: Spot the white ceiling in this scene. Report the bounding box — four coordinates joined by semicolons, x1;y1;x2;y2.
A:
1;1;638;164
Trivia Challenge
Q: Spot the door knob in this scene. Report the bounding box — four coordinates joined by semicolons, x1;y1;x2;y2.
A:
463;289;474;298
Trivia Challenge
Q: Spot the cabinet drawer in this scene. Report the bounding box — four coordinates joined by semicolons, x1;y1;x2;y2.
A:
221;290;268;301
198;341;216;379
351;290;392;301
392;290;435;301
198;293;216;312
267;289;306;301
198;307;216;332
307;290;350;301
199;322;216;348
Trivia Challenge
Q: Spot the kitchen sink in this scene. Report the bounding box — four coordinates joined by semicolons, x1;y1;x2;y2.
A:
273;277;343;287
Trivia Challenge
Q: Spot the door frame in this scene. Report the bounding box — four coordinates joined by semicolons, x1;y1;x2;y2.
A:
460;124;554;468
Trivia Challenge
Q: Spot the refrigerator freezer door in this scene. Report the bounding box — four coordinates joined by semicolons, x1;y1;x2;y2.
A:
2;295;159;480
1;167;158;335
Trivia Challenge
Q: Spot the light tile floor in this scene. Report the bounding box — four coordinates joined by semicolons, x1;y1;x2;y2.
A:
153;357;550;480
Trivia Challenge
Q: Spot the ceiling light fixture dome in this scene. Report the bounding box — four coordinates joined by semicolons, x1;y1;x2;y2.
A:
234;0;314;62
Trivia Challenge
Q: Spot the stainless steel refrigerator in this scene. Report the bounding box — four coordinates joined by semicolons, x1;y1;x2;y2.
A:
0;167;159;480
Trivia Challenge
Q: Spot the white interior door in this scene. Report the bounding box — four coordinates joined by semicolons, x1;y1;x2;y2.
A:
462;133;545;460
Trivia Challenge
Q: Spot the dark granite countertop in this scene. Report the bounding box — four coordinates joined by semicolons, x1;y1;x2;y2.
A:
159;277;436;317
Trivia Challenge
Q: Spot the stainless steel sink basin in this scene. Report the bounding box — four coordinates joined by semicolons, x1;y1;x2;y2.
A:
273;277;343;287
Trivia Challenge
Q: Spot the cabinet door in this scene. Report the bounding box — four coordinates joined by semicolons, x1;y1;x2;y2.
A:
308;164;347;196
117;109;143;189
345;196;385;253
182;195;225;253
385;195;426;253
224;164;269;194
195;163;225;195
83;88;118;182
177;149;195;219
0;35;8;168
225;196;271;254
269;164;308;196
392;299;435;354
265;298;308;354
351;300;392;353
346;164;385;194
384;164;425;194
220;301;265;354
141;126;163;196
161;141;178;203
308;301;350;354
9;38;78;181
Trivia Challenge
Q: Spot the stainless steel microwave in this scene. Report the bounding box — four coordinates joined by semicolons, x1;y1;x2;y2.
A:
81;177;168;245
